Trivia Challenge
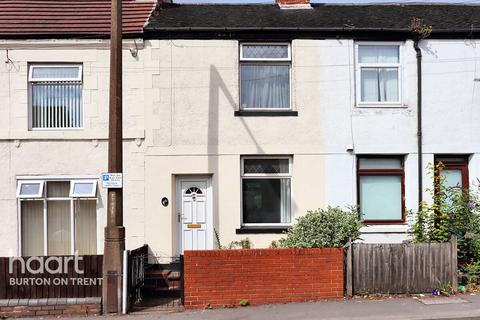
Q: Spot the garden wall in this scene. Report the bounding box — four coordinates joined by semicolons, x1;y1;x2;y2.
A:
183;248;344;309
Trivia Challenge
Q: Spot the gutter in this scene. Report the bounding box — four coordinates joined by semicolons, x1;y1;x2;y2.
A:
413;40;423;208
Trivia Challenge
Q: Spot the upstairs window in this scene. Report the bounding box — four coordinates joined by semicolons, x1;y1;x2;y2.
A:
240;44;291;110
29;64;83;129
356;44;401;104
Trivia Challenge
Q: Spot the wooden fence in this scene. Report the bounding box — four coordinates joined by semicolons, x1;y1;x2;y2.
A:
0;255;103;299
345;236;457;295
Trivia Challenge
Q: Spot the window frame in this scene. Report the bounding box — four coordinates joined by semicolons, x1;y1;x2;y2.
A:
355;42;404;107
357;156;406;224
435;155;469;191
69;180;98;198
17;178;98;256
239;43;292;111
28;64;83;82
16;180;45;199
240;156;293;228
28;63;84;131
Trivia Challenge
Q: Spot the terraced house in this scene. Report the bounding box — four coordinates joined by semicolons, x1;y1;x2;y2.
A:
1;0;480;261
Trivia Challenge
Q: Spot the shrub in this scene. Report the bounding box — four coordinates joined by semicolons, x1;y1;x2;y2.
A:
410;163;480;263
278;206;362;248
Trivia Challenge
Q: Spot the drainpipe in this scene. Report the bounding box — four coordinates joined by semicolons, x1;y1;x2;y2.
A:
414;39;423;208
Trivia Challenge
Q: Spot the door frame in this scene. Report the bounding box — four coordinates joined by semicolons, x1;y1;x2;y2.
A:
175;175;214;255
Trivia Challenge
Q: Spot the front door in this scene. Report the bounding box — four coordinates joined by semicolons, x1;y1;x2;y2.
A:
177;177;213;254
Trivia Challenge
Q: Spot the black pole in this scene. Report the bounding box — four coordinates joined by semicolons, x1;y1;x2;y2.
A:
414;40;423;208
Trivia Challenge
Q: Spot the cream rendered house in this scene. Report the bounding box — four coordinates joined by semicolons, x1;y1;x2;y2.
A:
1;0;480;261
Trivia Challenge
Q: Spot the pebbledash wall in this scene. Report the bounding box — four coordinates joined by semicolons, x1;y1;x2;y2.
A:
2;37;480;258
183;248;344;309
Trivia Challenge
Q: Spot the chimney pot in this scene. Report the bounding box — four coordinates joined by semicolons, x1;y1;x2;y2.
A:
276;0;312;9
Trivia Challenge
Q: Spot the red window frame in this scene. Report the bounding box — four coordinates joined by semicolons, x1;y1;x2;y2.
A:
434;156;469;191
357;156;406;224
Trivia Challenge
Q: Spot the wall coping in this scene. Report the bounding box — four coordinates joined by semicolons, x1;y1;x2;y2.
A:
0;297;101;307
184;247;343;257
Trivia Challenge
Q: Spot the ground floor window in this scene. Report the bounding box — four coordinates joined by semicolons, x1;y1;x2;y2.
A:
17;179;97;256
241;157;292;225
435;155;469;191
357;156;405;223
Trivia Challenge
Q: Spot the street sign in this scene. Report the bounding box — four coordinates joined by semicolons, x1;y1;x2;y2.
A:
101;173;123;189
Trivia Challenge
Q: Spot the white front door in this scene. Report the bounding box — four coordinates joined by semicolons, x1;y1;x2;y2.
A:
177;177;213;254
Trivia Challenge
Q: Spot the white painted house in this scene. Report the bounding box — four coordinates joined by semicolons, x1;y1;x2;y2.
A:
1;0;480;260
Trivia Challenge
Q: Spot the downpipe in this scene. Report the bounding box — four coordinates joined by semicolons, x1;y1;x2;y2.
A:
414;40;423;208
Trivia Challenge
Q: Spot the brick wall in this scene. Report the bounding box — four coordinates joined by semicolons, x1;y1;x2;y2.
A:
183;248;344;309
0;298;101;318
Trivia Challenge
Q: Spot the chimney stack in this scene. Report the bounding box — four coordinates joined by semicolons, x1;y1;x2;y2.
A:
276;0;311;9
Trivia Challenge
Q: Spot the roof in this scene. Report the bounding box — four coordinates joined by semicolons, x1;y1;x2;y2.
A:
0;0;155;38
145;3;480;39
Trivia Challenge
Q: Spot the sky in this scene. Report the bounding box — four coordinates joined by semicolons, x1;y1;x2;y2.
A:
176;0;480;3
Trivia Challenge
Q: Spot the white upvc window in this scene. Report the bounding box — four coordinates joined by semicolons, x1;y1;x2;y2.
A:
241;156;292;227
16;180;45;199
355;43;403;106
70;180;97;198
239;43;291;110
28;64;83;130
17;178;98;256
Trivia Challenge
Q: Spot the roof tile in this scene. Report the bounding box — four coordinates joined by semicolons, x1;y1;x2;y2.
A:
0;0;155;37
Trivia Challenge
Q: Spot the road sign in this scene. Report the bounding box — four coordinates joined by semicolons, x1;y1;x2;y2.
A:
101;173;123;189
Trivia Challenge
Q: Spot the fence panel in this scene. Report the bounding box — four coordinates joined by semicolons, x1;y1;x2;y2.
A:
348;237;457;294
0;255;103;299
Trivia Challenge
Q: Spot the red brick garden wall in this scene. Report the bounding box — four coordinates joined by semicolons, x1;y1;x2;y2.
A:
183;248;344;309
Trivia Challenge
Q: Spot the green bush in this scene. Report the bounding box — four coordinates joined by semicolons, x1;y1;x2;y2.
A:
410;163;480;263
278;206;362;248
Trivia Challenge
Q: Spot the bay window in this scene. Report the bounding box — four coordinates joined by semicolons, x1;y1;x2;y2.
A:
241;157;292;226
358;157;405;223
240;44;291;110
356;44;401;104
17;179;97;256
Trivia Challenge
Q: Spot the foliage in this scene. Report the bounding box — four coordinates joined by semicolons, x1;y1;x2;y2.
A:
436;282;456;296
269;240;279;248
228;238;252;249
239;299;249;307
409;163;480;263
215;228;252;249
410;17;433;40
278;206;362;248
464;261;480;285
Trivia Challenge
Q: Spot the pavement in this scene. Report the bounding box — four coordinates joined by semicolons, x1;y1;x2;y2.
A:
71;294;480;320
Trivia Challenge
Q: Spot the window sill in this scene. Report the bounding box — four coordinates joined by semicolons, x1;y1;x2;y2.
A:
361;224;408;233
234;111;298;117
362;221;407;226
355;104;408;109
236;227;290;234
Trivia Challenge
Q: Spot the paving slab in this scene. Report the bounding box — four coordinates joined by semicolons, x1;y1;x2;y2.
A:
50;294;480;320
417;296;470;305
